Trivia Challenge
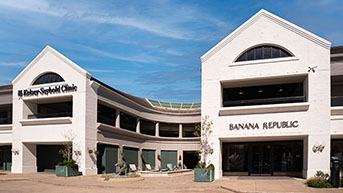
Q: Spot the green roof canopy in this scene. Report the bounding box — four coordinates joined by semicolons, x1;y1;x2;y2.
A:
147;99;201;109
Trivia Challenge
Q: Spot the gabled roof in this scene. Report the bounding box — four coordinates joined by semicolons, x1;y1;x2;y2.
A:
201;9;332;63
12;45;91;84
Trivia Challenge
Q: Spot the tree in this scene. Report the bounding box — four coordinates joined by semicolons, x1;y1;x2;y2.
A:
194;116;214;168
59;130;76;164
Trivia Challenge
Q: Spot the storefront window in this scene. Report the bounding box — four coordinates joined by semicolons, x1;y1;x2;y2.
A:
273;141;303;172
222;143;248;172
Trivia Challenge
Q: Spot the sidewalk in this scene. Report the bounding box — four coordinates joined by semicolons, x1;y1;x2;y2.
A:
219;177;343;193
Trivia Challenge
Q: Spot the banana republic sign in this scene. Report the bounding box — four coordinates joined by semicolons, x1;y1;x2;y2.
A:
229;120;298;130
18;84;77;97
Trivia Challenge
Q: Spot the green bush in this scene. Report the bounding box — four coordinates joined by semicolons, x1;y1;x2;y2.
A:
207;164;214;170
305;171;332;188
195;162;206;169
57;159;77;168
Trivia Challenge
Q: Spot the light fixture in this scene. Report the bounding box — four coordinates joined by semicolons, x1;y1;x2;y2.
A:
238;91;244;95
279;88;283;92
258;88;263;93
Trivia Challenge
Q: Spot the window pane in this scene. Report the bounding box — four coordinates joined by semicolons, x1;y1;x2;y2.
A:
280;49;290;57
255;47;263;59
263;47;271;59
236;53;246;62
272;47;280;58
247;49;254;60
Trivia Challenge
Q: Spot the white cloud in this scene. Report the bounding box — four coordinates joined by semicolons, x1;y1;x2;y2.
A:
0;0;230;41
85;68;113;73
0;61;27;67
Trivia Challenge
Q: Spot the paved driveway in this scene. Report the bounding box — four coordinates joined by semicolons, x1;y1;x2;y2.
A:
1;172;343;193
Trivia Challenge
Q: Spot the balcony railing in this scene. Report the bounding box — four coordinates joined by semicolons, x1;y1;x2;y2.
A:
0;117;12;124
28;112;72;119
223;96;306;107
332;96;343;107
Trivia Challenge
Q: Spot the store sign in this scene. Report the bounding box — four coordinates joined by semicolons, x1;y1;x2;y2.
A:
229;120;298;130
18;84;77;97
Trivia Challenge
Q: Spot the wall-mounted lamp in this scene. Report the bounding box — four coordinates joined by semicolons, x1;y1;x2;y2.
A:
11;148;19;155
74;150;82;156
312;144;325;153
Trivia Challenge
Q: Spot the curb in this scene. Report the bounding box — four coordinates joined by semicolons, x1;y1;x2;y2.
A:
220;185;302;193
0;178;28;182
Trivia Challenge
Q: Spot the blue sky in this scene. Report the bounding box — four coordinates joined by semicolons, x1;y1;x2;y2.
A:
0;0;342;102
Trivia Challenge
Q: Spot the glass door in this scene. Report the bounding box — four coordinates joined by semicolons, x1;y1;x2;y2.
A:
249;143;272;176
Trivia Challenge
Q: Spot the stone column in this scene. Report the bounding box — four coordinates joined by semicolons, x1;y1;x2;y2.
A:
178;149;183;169
156;148;161;170
11;142;37;173
115;110;120;128
138;148;142;171
136;118;140;133
179;124;182;138
155;122;159;137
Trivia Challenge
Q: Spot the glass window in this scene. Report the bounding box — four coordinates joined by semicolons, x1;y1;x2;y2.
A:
222;143;248;172
235;45;291;62
33;101;72;118
272;47;280;58
33;73;64;85
182;124;198;137
222;82;305;107
140;120;155;136
159;123;179;137
255;47;263;59
120;112;136;132
247;49;255;60
263;47;271;59
97;103;116;126
273;141;303;172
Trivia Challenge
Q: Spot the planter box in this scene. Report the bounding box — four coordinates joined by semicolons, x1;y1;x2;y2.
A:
193;168;214;182
56;165;80;177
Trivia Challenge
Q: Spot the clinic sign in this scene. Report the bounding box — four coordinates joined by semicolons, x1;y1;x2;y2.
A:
18;84;77;97
229;120;298;130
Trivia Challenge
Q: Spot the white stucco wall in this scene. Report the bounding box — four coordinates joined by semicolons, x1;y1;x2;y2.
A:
201;10;332;179
11;46;98;174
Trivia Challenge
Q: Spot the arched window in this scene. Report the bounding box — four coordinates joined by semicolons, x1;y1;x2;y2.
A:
33;73;64;85
235;45;292;62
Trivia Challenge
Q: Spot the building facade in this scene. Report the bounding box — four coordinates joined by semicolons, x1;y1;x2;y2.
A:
0;46;200;175
202;9;343;179
0;9;342;179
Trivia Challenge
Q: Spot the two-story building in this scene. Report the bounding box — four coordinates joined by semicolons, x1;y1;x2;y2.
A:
0;9;342;179
201;9;343;179
0;46;200;175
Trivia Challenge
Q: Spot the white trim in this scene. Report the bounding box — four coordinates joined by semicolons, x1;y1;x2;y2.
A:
201;9;331;63
229;57;299;67
219;102;310;116
0;124;12;130
20;117;72;126
331;116;343;120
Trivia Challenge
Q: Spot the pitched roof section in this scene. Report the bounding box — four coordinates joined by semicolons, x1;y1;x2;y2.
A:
12;45;91;84
91;77;200;113
201;9;332;63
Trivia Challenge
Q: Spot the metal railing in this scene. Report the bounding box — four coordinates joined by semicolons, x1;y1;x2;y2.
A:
223;96;306;107
28;112;72;119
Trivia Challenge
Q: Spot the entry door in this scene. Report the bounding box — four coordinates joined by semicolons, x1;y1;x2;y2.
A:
250;144;272;175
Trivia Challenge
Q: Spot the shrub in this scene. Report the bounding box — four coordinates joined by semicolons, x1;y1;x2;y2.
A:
195;162;206;169
207;164;215;170
58;159;77;168
305;171;332;188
